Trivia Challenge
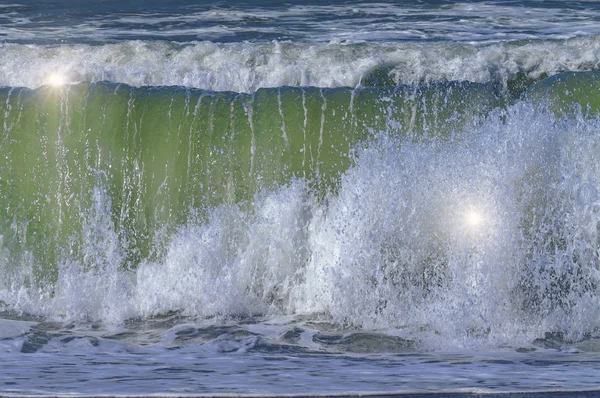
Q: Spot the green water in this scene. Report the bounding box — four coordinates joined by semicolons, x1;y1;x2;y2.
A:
8;68;600;279
524;71;600;116
0;79;530;277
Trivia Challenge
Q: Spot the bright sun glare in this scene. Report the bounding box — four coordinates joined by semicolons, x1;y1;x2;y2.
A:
465;210;482;227
47;73;66;86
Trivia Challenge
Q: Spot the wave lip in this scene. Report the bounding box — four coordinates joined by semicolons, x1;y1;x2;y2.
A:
1;36;600;92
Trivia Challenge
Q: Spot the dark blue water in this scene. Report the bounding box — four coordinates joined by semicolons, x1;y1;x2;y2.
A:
3;0;600;44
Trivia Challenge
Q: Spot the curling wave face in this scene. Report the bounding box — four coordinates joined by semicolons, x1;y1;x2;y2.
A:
2;72;600;348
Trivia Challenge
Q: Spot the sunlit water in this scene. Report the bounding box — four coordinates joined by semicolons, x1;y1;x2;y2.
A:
2;1;600;396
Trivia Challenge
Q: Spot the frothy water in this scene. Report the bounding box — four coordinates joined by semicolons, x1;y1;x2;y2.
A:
3;0;600;395
2;101;600;350
1;37;600;92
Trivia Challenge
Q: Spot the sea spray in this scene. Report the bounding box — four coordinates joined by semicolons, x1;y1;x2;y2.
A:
1;69;600;349
2;86;600;349
0;81;496;277
2;37;600;93
296;104;600;347
5;2;600;394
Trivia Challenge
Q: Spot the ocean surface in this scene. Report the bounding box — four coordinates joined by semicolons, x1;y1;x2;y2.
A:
2;0;600;396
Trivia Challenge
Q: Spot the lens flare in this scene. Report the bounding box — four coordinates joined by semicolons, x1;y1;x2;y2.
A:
465;210;482;227
47;72;66;86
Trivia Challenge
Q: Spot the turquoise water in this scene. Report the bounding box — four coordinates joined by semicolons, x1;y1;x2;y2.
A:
2;1;600;395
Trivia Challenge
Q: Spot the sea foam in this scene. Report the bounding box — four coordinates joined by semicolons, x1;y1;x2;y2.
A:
1;37;599;92
2;101;600;349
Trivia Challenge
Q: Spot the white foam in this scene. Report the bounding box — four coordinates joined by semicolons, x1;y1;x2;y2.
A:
2;103;600;349
0;37;599;92
134;182;312;319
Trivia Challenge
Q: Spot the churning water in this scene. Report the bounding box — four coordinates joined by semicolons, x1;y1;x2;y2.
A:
2;1;600;396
